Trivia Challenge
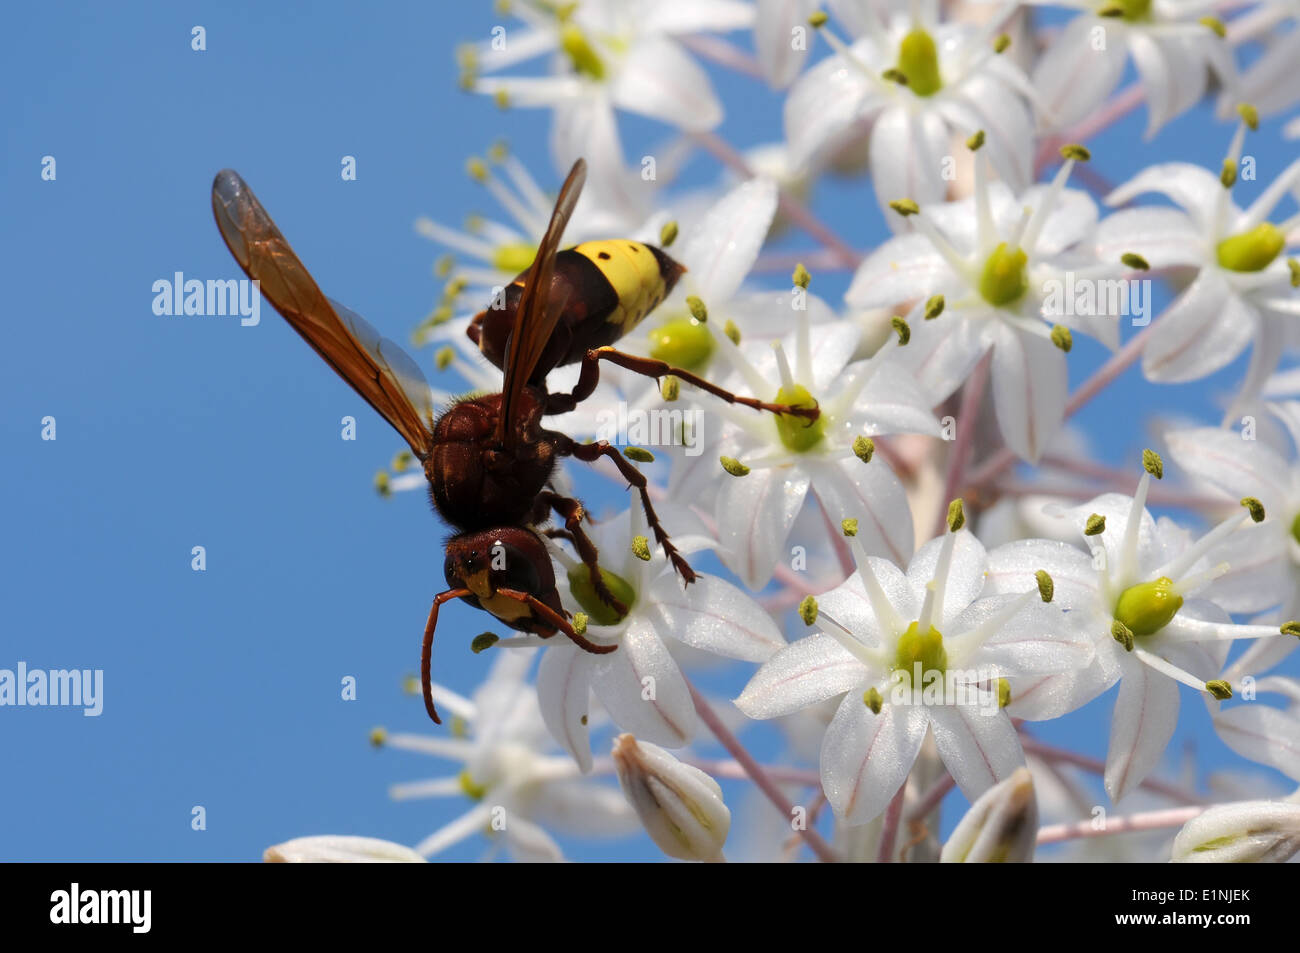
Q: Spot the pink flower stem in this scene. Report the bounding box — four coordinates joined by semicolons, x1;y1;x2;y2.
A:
908;772;957;823
687;679;840;863
1038;805;1206;844
690;130;861;270
933;351;991;536
877;785;908;863
1034;83;1146;175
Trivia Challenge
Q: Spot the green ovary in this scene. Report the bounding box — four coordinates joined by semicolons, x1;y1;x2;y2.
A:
1099;0;1151;21
492;242;537;274
561;24;605;79
979;243;1029;307
1290;512;1300;546
567;565;636;625
649;317;713;372
774;383;826;452
1113;576;1183;637
1216;223;1285;273
896;29;942;97
894;621;948;683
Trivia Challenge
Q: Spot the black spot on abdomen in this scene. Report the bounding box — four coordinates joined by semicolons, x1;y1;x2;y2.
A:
598;251;610;260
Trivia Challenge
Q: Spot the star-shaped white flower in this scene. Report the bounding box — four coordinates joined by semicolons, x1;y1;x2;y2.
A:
786;1;1038;222
675;311;940;589
1218;1;1300;123
515;503;786;770
984;452;1300;801
847;150;1108;461
1165;412;1300;659
1094;121;1300;416
382;650;637;862
737;522;1089;825
1016;0;1236;137
466;0;752;187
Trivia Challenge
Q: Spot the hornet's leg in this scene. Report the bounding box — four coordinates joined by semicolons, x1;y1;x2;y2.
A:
493;588;618;655
539;490;629;616
422;588;471;725
549;433;697;586
544;346;820;423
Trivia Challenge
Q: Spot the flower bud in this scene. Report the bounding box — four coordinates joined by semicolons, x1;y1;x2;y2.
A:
264;835;426;863
1171;801;1300;863
612;734;730;862
941;767;1038;863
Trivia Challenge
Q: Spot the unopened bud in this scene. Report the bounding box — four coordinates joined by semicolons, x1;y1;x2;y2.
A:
612;734;730;862
941;768;1037;863
1171;801;1300;863
264;835;427;863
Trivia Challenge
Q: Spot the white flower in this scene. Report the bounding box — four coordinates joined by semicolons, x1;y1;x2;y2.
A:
1213;675;1300;782
985;453;1300;801
786;1;1038;221
1220;1;1300;122
263;836;427;863
523;503;785;769
382;650;637;862
940;766;1038;863
611;734;731;861
466;0;752;186
1094;123;1300;416
1171;799;1300;863
1165;415;1300;654
680;312;940;589
736;523;1089;825
847;151;1107;461
1019;0;1236;137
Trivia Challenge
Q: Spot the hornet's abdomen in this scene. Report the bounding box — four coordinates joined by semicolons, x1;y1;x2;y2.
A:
468;242;686;379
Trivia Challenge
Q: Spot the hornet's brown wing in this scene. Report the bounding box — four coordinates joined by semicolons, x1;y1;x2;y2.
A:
496;158;587;447
212;169;436;459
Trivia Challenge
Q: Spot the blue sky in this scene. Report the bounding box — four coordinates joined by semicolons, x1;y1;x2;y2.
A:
2;1;1297;862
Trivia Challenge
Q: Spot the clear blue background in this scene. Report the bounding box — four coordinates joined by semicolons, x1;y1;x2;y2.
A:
2;1;1296;861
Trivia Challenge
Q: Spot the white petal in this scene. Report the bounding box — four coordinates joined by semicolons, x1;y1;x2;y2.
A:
989;322;1067;462
643;0;755;34
845;234;962;309
1105;651;1181;802
1030;15;1128;131
537;643;595;773
985;538;1100;609
1129;32;1206;139
592;616;697;746
264;835;427;863
821;694;929;825
1214;704;1300;781
716;465;811;589
946;75;1034;191
680;176;779;303
1105;163;1223;227
735;634;868;718
1164;425;1290;503
837;359;944;438
611;37;724;131
953;597;1094;676
1094;207;1205;269
808;458;915;566
754;0;816;88
905;530;989;627
648;572;786;661
1024;186;1099;257
819;558;918;646
928;705;1024;802
870;105;951;225
504;816;566;863
1006;641;1123;721
784;39;880;170
1142;272;1256;383
529;778;639;838
887;310;992;404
